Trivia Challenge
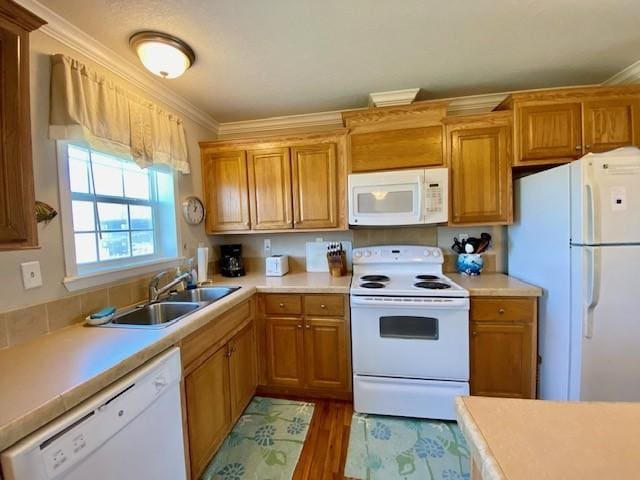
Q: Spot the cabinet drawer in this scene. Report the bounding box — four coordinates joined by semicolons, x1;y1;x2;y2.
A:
470;297;535;322
264;294;302;315
304;295;344;316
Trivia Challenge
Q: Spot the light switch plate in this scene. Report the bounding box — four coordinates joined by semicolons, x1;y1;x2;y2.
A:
21;261;42;290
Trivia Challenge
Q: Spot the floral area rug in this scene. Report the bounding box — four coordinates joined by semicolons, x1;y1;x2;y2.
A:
345;412;470;480
201;396;314;480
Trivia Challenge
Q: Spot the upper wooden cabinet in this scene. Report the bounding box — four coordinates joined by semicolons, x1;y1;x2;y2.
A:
445;112;513;226
343;101;447;172
583;98;640;153
200;130;348;234
519;103;582;164
291;143;338;229
202;150;251;232
247;147;293;230
499;86;640;167
0;2;45;250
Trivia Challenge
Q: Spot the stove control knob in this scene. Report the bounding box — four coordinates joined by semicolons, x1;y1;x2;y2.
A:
433;250;441;257
354;251;362;258
423;249;431;256
364;250;372;258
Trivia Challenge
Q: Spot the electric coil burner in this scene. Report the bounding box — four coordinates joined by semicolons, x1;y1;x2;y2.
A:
415;274;440;280
414;281;451;289
350;245;469;421
360;275;390;282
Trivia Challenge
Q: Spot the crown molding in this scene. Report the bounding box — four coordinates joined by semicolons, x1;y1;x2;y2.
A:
15;0;219;133
602;59;640;86
447;92;509;115
217;110;346;136
368;88;420;107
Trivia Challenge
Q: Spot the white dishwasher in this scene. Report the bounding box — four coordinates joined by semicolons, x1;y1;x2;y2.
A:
1;347;186;480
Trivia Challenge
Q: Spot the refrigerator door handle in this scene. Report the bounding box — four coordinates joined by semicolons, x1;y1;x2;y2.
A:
584;183;597;244
584;246;601;338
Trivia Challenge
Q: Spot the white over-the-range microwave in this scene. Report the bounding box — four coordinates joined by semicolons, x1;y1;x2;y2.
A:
348;168;448;226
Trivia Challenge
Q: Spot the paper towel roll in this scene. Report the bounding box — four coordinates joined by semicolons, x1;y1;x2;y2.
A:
197;245;209;283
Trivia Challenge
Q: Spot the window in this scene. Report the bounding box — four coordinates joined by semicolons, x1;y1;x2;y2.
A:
58;144;180;290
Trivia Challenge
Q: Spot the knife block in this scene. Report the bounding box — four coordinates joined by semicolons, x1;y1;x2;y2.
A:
327;251;347;277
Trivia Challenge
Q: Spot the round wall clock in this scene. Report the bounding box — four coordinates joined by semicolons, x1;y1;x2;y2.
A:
182;196;205;225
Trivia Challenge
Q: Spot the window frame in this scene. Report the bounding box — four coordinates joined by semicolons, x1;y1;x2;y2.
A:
57;141;183;292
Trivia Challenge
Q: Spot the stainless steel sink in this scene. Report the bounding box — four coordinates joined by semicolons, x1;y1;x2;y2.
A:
106;302;202;329
163;286;240;304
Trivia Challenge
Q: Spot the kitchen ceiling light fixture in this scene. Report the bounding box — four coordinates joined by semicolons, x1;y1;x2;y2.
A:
129;31;195;79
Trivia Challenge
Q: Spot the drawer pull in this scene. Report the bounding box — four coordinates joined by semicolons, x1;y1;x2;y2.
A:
498;308;505;314
279;303;284;308
320;304;326;309
305;323;311;329
472;331;478;336
297;323;302;329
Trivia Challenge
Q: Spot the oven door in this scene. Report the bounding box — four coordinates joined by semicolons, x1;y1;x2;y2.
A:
351;296;469;381
348;169;424;226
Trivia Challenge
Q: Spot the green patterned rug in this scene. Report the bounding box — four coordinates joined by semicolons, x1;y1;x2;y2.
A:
201;396;314;480
345;413;470;480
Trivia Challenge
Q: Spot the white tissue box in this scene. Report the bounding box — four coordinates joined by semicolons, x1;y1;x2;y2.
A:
266;255;289;277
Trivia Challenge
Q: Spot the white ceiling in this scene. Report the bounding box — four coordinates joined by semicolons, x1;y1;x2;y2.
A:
44;0;640;123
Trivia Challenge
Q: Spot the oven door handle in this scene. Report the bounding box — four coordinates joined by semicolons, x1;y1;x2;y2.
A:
350;296;469;309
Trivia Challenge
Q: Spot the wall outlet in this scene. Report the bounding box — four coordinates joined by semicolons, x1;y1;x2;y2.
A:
21;261;43;290
264;239;271;258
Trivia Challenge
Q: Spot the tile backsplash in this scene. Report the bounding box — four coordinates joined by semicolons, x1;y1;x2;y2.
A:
0;275;155;350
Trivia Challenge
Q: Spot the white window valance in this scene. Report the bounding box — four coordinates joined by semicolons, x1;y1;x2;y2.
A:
49;54;190;174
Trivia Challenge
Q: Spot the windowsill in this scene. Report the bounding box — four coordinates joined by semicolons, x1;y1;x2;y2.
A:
63;256;185;292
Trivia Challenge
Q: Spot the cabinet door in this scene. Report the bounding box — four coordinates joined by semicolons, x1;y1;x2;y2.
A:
303;317;348;390
202;150;250;232
350;126;444;172
228;321;257;420
518;103;582;164
184;345;231;478
247;147;293;230
450;125;512;225
0;18;37;247
583;98;640;153
291;143;338;229
265;316;305;387
470;322;534;399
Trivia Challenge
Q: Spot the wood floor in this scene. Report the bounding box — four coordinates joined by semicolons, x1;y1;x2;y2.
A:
292;398;354;480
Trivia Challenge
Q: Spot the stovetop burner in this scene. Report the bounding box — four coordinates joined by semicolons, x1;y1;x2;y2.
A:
360;282;386;289
415;274;440;281
361;275;390;282
414;281;451;290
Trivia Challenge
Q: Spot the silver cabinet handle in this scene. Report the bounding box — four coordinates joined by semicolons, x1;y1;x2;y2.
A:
498;308;505;314
575;145;582;151
320;304;326;309
279;303;284;308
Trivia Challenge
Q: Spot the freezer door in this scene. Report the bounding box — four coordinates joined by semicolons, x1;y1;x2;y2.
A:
572;245;640;401
571;148;640;245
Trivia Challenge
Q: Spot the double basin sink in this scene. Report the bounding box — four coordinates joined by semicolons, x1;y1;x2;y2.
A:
102;286;240;329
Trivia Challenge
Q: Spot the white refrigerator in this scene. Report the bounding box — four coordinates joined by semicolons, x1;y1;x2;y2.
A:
509;147;640;401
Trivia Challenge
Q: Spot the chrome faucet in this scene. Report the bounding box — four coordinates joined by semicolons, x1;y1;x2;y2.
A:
148;270;193;303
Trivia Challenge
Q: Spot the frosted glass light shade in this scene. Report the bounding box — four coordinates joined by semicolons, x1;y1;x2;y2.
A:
130;32;195;79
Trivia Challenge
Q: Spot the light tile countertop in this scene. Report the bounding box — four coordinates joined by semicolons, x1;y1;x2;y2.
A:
0;271;538;452
448;273;542;297
456;396;640;480
0;272;350;452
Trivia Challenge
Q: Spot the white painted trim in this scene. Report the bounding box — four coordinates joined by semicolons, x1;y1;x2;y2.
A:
447;92;509;115
603;59;640;85
217;110;346;136
64;256;184;292
368;88;420;107
15;0;218;134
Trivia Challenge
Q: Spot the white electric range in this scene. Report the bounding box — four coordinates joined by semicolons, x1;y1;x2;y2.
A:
350;245;470;420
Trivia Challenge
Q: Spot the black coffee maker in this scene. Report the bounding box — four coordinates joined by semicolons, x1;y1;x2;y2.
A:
220;244;245;277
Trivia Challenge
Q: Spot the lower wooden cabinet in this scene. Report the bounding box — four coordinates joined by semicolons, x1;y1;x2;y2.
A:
260;294;351;398
470;297;538;399
184;345;231;477
181;300;257;479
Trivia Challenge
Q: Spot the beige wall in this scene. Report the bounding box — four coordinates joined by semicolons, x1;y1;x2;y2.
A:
0;31;216;314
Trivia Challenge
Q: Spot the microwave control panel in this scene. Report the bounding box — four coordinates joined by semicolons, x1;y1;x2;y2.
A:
423;168;448;224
